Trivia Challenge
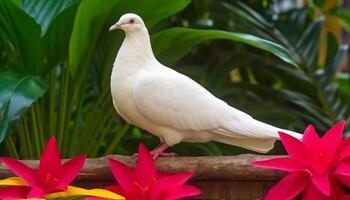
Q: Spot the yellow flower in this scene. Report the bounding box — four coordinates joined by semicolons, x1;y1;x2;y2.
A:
0;177;124;199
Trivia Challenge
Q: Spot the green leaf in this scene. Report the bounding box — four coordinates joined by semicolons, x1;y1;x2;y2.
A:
336;73;350;98
295;16;324;69
114;0;191;28
221;2;275;41
11;0;20;6
151;27;297;66
0;70;47;143
42;1;80;68
21;0;78;35
243;84;331;129
69;0;121;76
311;0;326;8
222;2;269;29
325;32;339;63
323;33;348;83
0;101;10;143
69;0;191;76
241;53;317;98
0;0;43;74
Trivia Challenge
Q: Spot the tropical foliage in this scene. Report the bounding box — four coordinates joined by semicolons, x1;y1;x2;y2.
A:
0;0;350;158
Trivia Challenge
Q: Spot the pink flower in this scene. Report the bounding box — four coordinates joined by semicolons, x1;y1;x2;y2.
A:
89;144;201;200
252;121;350;200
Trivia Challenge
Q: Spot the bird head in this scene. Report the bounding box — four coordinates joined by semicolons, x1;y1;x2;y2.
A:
109;13;146;33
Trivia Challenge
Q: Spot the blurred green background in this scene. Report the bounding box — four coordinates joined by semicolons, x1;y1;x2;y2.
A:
1;0;350;159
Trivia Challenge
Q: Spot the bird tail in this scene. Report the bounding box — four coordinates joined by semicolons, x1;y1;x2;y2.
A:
221;118;302;140
212;134;275;153
248;119;302;139
214;119;302;153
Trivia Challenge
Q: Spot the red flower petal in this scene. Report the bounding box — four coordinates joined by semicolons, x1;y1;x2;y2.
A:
330;180;347;200
163;185;202;200
311;175;331;196
58;155;86;189
159;172;193;187
135;144;157;187
319;121;345;167
302;184;328;200
334;172;350;189
0;186;30;199
342;196;350;200
336;137;350;164
334;161;350;176
150;172;195;199
252;157;307;172
27;187;46;198
0;157;39;187
38;137;61;182
108;158;134;192
319;121;345;171
264;171;309;200
302;125;320;148
278;132;313;164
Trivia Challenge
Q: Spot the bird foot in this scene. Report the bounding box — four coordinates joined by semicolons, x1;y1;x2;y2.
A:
150;151;177;160
132;151;177;160
133;143;176;160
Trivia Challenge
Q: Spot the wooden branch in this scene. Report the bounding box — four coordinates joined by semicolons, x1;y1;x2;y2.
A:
0;154;285;181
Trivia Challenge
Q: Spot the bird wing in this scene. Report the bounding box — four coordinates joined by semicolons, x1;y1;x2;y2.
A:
132;70;280;139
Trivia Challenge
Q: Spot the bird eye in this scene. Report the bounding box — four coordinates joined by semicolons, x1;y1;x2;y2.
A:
129;19;135;24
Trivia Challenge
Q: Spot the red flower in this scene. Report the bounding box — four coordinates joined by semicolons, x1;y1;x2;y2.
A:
89;144;201;200
0;137;85;198
252;121;350;200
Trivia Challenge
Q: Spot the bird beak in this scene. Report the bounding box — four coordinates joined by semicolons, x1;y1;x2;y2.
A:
109;22;122;31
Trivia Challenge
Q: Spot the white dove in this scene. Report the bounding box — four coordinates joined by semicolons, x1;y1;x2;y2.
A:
109;13;302;158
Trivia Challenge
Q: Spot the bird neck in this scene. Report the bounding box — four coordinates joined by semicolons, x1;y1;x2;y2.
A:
115;28;156;68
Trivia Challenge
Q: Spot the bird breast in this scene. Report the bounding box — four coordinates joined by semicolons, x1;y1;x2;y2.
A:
110;66;136;118
110;62;154;127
